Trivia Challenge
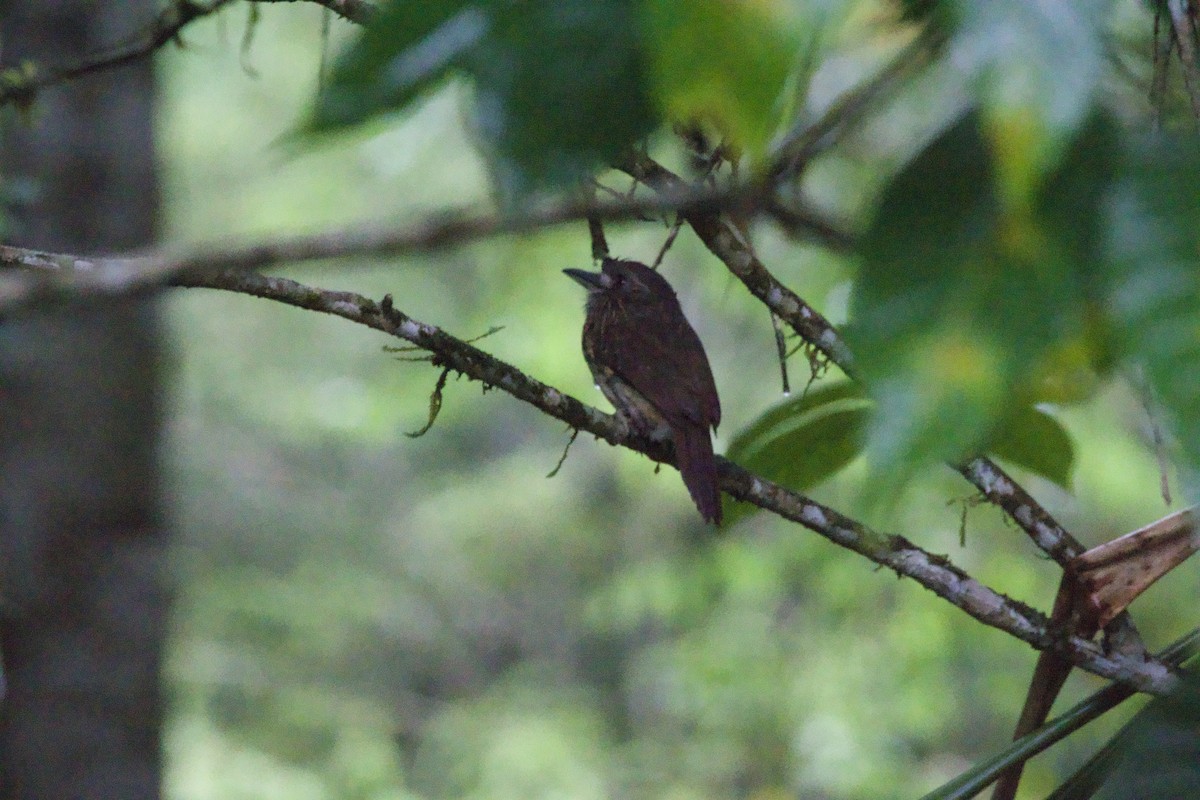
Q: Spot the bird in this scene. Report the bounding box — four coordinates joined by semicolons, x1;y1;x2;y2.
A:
563;258;723;523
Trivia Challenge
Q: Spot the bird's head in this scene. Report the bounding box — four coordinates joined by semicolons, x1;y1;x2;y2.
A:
563;258;676;305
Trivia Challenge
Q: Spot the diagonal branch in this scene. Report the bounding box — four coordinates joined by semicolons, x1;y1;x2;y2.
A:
618;150;1094;572
958;458;1085;564
0;108;1134;666
616;151;858;371
174;268;1177;694
0;233;1178;690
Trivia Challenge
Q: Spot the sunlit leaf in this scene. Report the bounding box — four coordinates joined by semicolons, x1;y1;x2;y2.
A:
637;0;800;159
1025;338;1104;405
723;382;869;524
849;112;1108;493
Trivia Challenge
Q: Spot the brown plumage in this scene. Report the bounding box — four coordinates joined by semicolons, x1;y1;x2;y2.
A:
564;258;722;523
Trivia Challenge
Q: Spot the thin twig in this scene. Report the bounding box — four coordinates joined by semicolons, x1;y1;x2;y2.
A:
239;3;262;78
586;212;609;262
763;195;857;250
651;214;685;268
316;5;333;91
406;366;450;437
546;428;580;478
1132;364;1174;505
772;312;791;395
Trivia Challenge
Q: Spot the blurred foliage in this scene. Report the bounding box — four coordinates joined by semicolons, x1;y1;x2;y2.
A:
148;1;1200;799
637;0;803;157
849;111;1108;496
311;0;659;198
950;0;1109;190
310;0;820;195
1086;670;1200;799
1104;135;1200;495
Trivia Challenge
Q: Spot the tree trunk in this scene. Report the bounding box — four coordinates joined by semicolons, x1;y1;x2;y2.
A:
0;1;166;797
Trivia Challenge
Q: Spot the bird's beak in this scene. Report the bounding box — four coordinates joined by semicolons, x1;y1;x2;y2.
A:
563;268;610;291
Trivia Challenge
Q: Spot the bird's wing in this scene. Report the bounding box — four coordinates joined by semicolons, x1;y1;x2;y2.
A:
595;304;721;430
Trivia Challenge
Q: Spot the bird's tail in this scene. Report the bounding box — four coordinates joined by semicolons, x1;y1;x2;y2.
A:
673;423;722;524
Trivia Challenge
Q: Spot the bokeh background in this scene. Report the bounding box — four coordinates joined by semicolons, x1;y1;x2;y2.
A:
156;5;1195;798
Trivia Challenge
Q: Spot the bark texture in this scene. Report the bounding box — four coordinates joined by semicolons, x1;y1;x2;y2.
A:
0;1;166;797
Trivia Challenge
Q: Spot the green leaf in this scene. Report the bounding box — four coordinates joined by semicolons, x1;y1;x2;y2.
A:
310;0;658;198
466;0;658;198
848;113;1009;487
848;113;1110;494
722;382;869;525
1094;671;1200;799
311;1;476;131
924;632;1200;800
988;405;1075;490
637;0;800;159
